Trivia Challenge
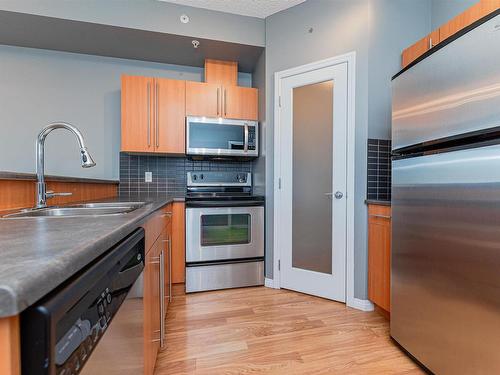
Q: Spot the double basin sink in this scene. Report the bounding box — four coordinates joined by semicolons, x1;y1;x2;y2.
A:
3;202;146;218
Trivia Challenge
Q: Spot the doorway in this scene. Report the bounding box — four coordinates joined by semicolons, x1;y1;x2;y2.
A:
273;53;356;305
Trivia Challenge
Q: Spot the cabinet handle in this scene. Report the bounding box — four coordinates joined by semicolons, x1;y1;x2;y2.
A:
162;212;173;218
147;81;151;147
168;236;172;303
217;87;220;117
369;214;391;219
429;37;433;49
156;81;159;148
159;250;165;348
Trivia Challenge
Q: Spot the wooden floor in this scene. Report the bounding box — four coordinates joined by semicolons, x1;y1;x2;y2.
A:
155;286;424;375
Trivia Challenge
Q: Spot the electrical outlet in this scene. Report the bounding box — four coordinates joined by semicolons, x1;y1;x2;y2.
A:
145;172;152;183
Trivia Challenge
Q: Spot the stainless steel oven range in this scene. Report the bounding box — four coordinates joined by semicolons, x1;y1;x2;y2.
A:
185;171;264;293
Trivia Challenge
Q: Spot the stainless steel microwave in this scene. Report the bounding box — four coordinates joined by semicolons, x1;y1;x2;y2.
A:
186;116;258;158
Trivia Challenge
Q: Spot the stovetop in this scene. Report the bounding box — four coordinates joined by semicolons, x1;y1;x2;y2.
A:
185;171;264;206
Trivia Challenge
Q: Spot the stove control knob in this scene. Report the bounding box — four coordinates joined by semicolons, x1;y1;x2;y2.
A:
200;174;204;179
192;174;197;181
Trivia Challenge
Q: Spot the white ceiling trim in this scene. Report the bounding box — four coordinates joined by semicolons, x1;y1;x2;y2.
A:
157;0;307;19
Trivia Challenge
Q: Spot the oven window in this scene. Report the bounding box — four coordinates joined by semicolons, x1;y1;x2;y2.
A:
200;214;251;246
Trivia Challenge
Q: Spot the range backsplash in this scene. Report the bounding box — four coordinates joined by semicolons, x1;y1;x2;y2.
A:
119;153;253;196
367;139;391;201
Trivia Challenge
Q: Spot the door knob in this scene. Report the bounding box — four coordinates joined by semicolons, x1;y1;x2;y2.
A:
334;191;343;199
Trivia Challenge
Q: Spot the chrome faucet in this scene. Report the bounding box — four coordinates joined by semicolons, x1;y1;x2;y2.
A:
36;122;96;208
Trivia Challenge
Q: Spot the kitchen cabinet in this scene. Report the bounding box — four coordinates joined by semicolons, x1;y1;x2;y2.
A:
121;75;154;153
223;86;258;121
440;0;500;41
401;29;440;68
186;82;258;121
368;204;391;315
185;81;221;118
121;75;186;154
144;237;161;375
205;59;238;87
171;202;186;284
155;78;186;154
142;205;172;374
401;0;500;68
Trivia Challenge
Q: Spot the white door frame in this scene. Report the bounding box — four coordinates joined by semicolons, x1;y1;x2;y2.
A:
272;52;366;311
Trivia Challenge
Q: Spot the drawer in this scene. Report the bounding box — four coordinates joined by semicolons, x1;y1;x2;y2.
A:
186;260;264;293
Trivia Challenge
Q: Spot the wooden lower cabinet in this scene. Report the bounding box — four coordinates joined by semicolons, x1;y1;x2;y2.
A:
368;204;392;315
143;201;184;373
0;316;20;375
171;202;186;284
144;237;161;375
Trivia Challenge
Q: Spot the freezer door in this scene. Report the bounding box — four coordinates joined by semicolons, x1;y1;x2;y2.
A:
391;144;500;375
392;13;500;151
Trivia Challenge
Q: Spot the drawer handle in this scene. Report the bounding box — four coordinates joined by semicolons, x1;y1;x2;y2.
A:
369;214;391;219
162;212;173;217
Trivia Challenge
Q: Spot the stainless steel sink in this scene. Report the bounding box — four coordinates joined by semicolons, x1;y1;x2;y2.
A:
2;202;146;218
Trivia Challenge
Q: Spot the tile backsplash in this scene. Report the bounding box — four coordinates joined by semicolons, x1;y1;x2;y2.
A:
119;153;252;196
367;139;391;201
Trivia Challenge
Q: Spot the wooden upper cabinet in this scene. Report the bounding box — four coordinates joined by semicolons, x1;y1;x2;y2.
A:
205;59;238;86
401;28;440;68
223;86;258;121
440;0;500;41
401;1;500;68
121;75;186;154
186;81;221;117
368;204;392;313
121;75;154;152
156;78;186;154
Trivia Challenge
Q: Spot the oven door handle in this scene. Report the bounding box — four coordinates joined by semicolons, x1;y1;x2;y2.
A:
244;123;249;153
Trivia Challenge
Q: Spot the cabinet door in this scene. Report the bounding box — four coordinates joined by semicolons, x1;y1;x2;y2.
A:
368;205;391;313
171;202;186;284
401;29;440;68
223;86;258;121
186;81;220;118
144;242;160;375
121;75;154;152
440;0;500;41
155;78;186;154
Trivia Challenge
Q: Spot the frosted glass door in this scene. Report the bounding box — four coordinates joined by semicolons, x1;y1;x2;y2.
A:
278;62;348;302
292;81;333;274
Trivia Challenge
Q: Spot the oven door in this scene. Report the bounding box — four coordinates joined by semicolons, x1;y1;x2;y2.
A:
186;116;258;158
186;205;264;262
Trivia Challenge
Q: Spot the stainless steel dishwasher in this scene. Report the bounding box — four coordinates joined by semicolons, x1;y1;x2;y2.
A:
21;228;146;375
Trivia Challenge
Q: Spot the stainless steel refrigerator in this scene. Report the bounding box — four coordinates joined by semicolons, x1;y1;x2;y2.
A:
391;11;500;375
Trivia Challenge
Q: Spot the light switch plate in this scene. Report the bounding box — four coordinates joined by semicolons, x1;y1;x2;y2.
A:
145;172;152;183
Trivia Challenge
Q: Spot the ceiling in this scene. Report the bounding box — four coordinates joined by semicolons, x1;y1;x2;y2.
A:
157;0;307;19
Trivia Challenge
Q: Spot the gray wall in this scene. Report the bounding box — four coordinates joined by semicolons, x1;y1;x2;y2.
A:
0;0;265;47
0;45;251;180
431;0;478;30
264;0;431;299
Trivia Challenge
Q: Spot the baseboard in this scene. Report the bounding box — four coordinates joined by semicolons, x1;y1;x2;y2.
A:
264;278;277;288
348;297;374;312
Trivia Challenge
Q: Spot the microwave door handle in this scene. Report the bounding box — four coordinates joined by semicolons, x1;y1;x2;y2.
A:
244;123;249;153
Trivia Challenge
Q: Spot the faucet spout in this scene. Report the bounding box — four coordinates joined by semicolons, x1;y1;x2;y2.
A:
36;122;96;208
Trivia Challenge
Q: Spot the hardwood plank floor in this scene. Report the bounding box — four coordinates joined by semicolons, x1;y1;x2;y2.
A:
155;286;424;375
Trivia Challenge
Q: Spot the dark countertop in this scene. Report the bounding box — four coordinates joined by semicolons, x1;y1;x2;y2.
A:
0;171;119;184
0;194;184;318
365;199;391;206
